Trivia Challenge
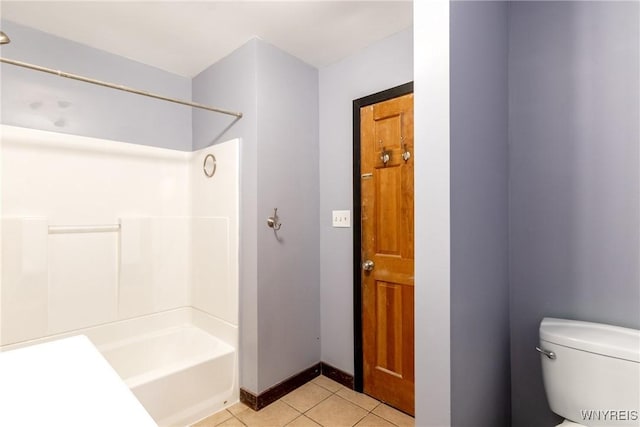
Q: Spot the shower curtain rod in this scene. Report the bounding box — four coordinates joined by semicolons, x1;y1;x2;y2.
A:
0;57;243;118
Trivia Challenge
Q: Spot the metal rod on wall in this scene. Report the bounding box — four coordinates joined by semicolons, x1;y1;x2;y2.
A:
0;57;244;118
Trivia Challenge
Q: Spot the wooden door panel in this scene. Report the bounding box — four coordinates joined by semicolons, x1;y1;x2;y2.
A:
375;166;402;256
375;281;404;377
374;116;402;152
361;93;414;416
363;278;414;414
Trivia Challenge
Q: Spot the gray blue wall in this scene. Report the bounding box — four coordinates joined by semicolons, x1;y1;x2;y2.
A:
255;41;320;392
318;27;413;375
450;2;510;426
193;38;320;394
0;20;192;151
508;2;640;425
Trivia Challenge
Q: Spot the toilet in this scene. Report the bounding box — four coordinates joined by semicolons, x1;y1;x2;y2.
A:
538;317;640;427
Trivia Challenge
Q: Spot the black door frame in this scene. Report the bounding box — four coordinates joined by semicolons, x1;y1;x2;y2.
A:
352;81;414;392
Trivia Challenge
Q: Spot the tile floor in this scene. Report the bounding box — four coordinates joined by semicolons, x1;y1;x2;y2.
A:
191;375;415;427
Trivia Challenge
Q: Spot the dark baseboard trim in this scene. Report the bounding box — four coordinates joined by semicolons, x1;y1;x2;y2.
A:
320;362;354;389
239;361;356;411
240;363;321;411
239;388;257;410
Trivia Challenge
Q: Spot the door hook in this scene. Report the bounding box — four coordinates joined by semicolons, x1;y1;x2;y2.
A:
380;149;390;166
379;139;390;166
267;208;282;231
401;136;411;162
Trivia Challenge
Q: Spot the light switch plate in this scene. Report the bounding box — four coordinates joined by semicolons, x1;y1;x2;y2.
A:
332;210;351;228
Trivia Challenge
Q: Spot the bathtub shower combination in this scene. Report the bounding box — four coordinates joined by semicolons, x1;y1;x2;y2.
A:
0;125;240;426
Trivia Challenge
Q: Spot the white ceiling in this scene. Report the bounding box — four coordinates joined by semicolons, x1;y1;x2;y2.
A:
0;1;413;77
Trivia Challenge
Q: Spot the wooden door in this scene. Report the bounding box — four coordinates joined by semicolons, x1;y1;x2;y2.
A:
360;93;414;415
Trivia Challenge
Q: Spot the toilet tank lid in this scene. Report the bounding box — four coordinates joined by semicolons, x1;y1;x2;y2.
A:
540;318;640;363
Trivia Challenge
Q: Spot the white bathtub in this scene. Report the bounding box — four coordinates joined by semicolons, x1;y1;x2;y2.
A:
99;325;235;426
0;308;238;427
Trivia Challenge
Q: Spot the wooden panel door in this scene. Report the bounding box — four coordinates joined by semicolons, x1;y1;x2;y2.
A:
361;93;414;415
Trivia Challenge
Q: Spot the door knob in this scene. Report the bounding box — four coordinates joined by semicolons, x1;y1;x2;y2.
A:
362;260;375;271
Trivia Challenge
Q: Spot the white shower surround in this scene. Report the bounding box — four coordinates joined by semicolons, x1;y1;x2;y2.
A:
0;125;240;425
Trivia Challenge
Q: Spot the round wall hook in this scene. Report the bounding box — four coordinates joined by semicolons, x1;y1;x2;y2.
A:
203;153;217;177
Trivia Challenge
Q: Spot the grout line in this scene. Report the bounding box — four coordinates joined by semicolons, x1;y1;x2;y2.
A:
352;410;369;427
280;400;297;412
228;413;246;426
297;384;342;426
278;398;304;415
293;389;335;417
308;390;371;427
309;380;336;393
284;413;308;427
311;378;385;427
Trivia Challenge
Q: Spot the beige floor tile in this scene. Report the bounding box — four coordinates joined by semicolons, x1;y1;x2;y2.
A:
228;402;251;416
335;388;380;412
286;415;322;427
191;409;233;426
306;395;368;427
236;400;300;427
311;375;343;393
354;414;395;427
281;382;332;412
372;404;415;427
218;417;246;427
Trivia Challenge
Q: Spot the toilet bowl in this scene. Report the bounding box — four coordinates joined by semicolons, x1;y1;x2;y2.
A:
538;318;640;427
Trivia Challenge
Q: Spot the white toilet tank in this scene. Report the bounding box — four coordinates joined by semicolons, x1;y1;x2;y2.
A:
539;318;640;427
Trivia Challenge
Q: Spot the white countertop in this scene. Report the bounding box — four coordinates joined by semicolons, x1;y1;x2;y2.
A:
0;335;157;427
